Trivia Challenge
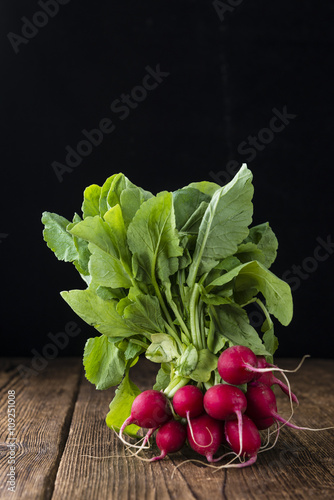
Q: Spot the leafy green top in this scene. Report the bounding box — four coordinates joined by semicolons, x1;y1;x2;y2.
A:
42;164;293;435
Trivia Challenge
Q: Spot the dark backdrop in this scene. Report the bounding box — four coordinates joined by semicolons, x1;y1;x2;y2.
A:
1;0;334;359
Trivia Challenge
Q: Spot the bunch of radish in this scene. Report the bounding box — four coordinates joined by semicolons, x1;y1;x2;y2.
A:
117;345;318;468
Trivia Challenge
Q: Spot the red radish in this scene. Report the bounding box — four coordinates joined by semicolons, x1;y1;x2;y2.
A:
173;385;204;442
119;390;172;447
245;382;303;430
204;384;247;457
225;415;261;467
252;416;275;430
217;346;258;385
203;384;247;421
252;355;268;380
187;414;224;462
252;356;299;404
173;385;204;419
255;371;299;404
150;420;187;461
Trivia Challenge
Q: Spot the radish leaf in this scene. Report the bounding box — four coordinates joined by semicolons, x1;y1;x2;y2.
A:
83;335;125;390
106;370;141;437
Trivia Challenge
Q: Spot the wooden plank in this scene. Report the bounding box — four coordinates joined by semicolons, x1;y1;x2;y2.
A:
0;358;82;500
51;358;334;500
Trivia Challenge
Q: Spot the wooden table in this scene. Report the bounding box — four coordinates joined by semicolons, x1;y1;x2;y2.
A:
0;357;333;500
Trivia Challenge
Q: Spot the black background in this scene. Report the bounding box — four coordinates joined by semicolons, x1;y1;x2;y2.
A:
1;0;334;359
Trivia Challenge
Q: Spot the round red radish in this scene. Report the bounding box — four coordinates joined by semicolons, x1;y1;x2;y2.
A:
252;355;268;380
217;346;258;385
253;370;299;404
252;416;275;430
187;414;224;462
245;381;278;421
151;420;187;461
173;385;204;419
225;414;261;460
203;384;247;421
246;382;301;430
120;389;172;434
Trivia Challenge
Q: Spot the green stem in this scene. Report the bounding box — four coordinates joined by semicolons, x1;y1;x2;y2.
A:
165;284;191;341
164;376;189;398
198;273;209;287
163;321;183;351
207;317;216;353
240;297;257;308
152;274;178;333
255;298;273;328
129;339;148;349
189;284;202;349
177;270;186;309
204;380;214;391
199;300;206;349
241;297;273;328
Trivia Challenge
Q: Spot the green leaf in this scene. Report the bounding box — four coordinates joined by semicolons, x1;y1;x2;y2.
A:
99;175;118;217
235;242;265;266
68;216;118;257
218;256;242;272
103;204;133;270
175;344;198;377
190;349;218;382
206;263;246;289
42;212;78;262
153;366;171;391
205;255;241;287
127;191;183;284
187;181;221;197
123;294;165;333
180;201;209;235
233;261;293;325
95;286;126;301
209;333;233;354
82;184;102;218
173;187;210;231
72;236;90;276
206;260;293;326
107;173;135;210
145;333;179;363
210;303;269;356
120;186;153;227
83;335;126;390
88;243;132;288
262;327;279;359
124;342;144;361
60;289;138;338
178;235;193;269
187;164;254;285
201;293;232;306
236;223;278;268
106;370;141;437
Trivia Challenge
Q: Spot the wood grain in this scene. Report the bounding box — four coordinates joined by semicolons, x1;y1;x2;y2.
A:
0;358;333;500
0;358;82;500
